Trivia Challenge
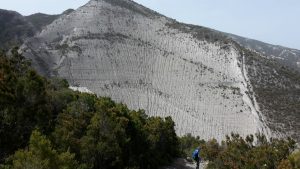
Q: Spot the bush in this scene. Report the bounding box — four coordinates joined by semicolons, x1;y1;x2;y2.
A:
1;50;180;169
201;133;296;169
1;49;298;169
288;150;300;169
1;130;79;169
179;133;205;158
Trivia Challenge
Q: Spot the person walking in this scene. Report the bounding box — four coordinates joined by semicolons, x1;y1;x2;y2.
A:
192;147;201;169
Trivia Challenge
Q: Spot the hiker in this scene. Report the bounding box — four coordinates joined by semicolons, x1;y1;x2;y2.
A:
192;147;201;169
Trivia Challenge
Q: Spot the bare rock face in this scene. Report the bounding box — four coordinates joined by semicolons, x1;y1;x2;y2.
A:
22;0;273;140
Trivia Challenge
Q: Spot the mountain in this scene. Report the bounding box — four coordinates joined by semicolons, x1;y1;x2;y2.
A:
0;9;35;49
228;34;300;72
25;9;74;32
0;9;73;50
21;0;300;141
25;13;59;32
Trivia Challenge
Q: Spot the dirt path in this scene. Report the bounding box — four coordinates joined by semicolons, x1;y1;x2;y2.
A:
162;158;207;169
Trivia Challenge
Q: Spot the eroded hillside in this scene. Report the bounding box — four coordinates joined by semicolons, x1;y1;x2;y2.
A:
21;0;299;141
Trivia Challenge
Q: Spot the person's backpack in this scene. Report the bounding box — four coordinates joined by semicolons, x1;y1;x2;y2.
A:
192;148;199;160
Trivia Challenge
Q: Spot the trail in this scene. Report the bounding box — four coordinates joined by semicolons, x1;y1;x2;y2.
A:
162;158;207;169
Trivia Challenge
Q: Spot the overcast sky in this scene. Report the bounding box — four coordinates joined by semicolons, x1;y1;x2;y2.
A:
1;0;299;49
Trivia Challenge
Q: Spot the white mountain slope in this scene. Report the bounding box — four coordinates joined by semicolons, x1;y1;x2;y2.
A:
22;0;271;140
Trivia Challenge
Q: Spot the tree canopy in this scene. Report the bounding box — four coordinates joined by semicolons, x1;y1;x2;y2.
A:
0;48;179;169
0;49;298;169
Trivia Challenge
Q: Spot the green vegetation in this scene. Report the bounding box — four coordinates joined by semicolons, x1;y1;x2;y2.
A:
0;10;35;50
0;47;53;160
25;13;59;32
2;130;78;169
0;9;59;50
241;47;300;141
179;133;205;158
179;133;298;169
277;150;300;169
165;21;230;44
0;48;179;169
1;48;299;169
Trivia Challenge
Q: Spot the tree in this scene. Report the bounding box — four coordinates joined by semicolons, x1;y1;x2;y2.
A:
143;116;180;168
201;138;221;162
0;49;51;161
288;150;300;169
52;93;97;157
80;111;124;169
1;130;79;169
202;133;296;169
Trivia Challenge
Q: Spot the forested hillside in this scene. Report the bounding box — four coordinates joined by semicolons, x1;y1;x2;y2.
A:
0;48;179;169
1;48;299;169
0;10;35;49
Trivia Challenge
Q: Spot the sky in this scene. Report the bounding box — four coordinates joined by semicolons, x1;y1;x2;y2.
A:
0;0;299;49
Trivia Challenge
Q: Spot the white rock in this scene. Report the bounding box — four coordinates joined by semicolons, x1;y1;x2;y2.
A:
69;86;94;94
22;0;270;141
